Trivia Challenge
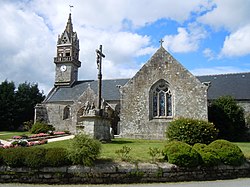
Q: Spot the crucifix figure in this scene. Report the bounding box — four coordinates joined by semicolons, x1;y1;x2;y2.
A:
96;45;105;110
159;38;164;47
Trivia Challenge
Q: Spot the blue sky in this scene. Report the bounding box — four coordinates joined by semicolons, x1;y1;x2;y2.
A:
0;0;250;94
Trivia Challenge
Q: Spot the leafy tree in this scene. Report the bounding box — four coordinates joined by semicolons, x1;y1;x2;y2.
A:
14;82;45;129
0;80;16;130
0;80;45;130
208;96;246;141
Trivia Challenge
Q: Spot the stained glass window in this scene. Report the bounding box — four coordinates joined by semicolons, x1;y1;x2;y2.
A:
151;80;172;118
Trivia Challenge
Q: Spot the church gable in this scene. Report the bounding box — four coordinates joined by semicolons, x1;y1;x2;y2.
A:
120;46;208;139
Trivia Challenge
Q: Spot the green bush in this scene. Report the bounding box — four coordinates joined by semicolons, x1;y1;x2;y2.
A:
163;141;201;167
166;118;218;145
45;148;71;167
193;143;220;167
30;122;55;134
2;148;26;167
67;133;101;166
208;96;247;141
23;147;46;168
208;139;245;166
115;146;132;161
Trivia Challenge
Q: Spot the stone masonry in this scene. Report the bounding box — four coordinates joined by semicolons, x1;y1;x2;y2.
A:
120;47;208;139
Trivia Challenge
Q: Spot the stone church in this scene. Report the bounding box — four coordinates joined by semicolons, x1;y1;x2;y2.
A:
35;14;250;140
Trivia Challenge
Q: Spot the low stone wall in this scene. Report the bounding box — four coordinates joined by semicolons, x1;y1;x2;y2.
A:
0;161;250;184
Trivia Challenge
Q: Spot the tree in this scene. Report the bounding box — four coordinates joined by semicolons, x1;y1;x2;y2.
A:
0;80;16;130
14;82;45;129
208;96;247;141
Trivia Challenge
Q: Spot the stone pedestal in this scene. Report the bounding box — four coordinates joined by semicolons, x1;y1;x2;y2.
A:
76;110;111;142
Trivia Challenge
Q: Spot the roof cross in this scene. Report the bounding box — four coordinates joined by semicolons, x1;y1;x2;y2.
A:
159;38;164;47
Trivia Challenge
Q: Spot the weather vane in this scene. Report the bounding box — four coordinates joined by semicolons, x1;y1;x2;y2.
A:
69;5;74;12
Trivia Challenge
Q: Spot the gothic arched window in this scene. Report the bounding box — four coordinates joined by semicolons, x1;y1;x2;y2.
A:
63;106;70;120
151;80;172;118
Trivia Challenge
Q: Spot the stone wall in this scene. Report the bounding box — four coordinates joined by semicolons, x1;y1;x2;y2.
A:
238;100;250;120
0;162;250;184
120;47;208;139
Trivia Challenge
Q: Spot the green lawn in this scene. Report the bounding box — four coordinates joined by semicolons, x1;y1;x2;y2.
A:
40;138;250;161
1;131;250;162
235;142;250;159
0;131;31;140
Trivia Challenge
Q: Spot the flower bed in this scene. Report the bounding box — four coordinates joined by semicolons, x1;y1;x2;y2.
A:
12;132;67;140
0;139;48;149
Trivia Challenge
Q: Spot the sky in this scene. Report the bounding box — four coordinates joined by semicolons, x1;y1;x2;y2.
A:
0;0;250;94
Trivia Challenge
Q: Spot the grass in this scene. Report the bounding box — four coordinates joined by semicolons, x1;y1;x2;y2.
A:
0;131;31;140
235;142;250;159
39;138;166;162
40;138;250;162
1;131;250;161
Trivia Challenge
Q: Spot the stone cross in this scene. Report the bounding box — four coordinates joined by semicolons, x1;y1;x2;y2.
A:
159;39;164;47
96;45;105;110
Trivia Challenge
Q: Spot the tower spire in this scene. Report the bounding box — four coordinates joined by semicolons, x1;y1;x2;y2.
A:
66;13;73;34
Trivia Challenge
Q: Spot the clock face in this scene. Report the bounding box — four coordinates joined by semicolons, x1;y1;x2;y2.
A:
60;65;67;72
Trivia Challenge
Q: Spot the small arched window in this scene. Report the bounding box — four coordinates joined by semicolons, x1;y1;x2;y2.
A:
63;106;70;120
151;80;172;118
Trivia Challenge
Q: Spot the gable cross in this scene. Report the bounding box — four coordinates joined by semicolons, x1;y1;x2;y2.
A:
159;38;164;47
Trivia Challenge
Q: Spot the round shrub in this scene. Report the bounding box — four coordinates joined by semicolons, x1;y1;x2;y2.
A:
193;143;220;167
23;147;46;168
208;139;245;166
30;122;55;134
45;148;71;167
163;141;202;167
67;133;101;166
2;147;26;167
166;118;218;145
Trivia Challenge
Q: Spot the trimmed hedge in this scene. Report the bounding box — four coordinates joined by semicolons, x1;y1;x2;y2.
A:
163;141;202;167
24;147;46;168
1;147;26;167
193;143;220;167
0;147;71;168
45;148;71;167
208;139;245;166
67;133;101;166
166;118;218;145
164;140;245;167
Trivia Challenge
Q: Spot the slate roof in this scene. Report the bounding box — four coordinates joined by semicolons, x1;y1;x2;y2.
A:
45;79;129;102
45;72;250;103
197;72;250;100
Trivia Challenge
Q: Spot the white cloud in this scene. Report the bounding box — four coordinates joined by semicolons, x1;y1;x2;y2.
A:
0;1;55;93
163;24;207;53
220;24;250;57
198;0;250;31
203;48;215;60
1;0;249;94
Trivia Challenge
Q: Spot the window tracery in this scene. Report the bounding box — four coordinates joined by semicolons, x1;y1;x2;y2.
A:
151;80;172;118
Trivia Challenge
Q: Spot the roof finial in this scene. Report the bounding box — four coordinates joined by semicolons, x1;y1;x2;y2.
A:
69;5;74;12
159;38;164;47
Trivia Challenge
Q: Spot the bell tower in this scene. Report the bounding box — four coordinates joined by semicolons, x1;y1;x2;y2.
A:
54;13;81;87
